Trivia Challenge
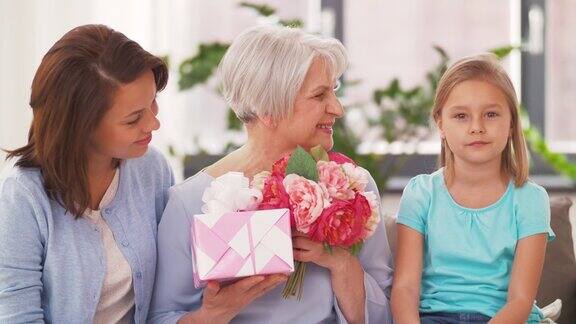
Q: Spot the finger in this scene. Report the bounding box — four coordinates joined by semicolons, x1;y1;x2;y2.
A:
231;275;265;293
247;274;287;298
292;236;318;250
291;230;307;237
203;281;221;299
293;249;314;262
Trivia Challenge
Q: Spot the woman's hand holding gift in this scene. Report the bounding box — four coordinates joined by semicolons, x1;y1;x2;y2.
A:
179;275;287;324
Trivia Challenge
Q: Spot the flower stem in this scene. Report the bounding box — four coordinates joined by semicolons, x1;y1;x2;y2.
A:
281;261;307;300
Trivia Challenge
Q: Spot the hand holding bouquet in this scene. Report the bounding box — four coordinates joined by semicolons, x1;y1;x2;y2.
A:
253;145;381;299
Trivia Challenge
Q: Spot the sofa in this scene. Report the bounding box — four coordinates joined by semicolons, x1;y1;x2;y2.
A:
384;196;576;323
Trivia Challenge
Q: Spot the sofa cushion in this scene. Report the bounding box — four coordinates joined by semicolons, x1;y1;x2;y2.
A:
536;196;576;323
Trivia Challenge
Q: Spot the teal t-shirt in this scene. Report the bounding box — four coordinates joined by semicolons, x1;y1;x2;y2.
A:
397;169;555;323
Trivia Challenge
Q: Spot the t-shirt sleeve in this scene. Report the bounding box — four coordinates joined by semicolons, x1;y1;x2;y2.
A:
396;175;431;235
516;183;555;241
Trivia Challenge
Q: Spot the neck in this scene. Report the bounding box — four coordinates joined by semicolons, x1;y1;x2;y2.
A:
451;156;507;188
86;151;117;209
235;125;295;176
87;153;117;179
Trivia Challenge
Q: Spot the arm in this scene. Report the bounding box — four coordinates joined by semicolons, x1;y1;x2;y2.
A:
293;176;394;324
391;225;423;324
489;234;547;324
148;185;285;324
292;237;366;324
0;179;45;323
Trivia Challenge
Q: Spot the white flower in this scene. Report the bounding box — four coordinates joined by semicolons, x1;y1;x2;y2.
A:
341;163;370;192
251;171;271;192
201;172;263;214
361;191;381;237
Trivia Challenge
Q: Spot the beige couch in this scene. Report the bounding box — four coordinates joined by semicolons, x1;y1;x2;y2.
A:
384;197;576;323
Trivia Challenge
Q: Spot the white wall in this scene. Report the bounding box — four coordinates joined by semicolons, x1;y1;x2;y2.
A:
0;0;314;179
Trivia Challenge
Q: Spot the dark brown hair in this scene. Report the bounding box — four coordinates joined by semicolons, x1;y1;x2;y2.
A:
5;24;168;217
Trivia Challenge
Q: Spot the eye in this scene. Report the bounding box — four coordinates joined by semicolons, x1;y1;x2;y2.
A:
314;92;326;100
453;113;467;120
126;112;143;126
486;111;499;118
333;80;341;91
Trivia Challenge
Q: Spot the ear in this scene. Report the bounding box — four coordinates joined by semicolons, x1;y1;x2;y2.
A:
435;115;445;139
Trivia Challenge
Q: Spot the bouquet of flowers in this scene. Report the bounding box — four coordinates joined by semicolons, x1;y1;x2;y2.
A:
200;145;381;299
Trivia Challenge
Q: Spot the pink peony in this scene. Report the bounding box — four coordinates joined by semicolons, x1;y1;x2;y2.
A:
328;151;356;165
259;175;291;211
283;174;330;233
341;163;370;192
360;191;381;237
317;161;355;200
271;154;290;177
308;193;372;246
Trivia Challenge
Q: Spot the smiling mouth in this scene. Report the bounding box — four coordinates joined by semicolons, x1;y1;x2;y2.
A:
316;123;334;130
135;134;152;144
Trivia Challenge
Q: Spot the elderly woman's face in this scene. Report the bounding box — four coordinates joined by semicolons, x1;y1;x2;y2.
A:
275;58;343;151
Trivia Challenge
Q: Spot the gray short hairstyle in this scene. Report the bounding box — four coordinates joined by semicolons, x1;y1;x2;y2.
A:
218;24;348;123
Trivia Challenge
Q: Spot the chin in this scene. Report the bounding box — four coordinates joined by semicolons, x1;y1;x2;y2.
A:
121;146;149;159
313;139;334;151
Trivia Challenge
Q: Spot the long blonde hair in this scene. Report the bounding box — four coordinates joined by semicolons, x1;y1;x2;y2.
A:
431;53;528;187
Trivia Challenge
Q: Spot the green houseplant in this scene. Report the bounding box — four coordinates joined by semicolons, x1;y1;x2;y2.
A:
177;2;576;192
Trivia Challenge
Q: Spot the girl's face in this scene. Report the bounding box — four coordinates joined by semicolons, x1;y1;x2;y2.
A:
437;79;512;167
273;58;344;151
88;70;160;162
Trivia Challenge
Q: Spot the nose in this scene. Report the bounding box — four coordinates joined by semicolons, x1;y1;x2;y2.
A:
143;107;160;132
326;93;344;118
469;115;486;134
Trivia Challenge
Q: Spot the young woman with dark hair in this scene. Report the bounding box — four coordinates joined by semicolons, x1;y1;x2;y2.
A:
0;24;173;324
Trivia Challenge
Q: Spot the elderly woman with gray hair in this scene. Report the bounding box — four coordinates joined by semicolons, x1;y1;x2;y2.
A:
148;25;393;324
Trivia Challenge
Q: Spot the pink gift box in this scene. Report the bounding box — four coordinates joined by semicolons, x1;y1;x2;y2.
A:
190;208;294;288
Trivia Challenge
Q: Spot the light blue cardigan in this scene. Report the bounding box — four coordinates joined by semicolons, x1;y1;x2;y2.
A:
0;147;174;323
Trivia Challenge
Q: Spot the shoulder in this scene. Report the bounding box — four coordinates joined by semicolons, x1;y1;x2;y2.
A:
167;171;214;213
0;166;48;205
126;146;171;173
0;166;49;240
403;170;440;197
513;179;550;208
122;146;174;188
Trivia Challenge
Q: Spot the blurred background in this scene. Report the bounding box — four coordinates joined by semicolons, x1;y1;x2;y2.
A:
1;0;575;212
2;1;576;320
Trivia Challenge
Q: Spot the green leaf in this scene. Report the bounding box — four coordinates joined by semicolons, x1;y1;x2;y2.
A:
490;45;520;59
310;145;329;162
323;242;333;255
350;242;364;256
178;43;229;90
285;146;319;181
279;19;304;28
239;2;275;16
227;109;242;130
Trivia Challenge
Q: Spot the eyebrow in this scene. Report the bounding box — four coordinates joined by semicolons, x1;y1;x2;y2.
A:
447;103;504;111
124;108;145;119
309;85;330;94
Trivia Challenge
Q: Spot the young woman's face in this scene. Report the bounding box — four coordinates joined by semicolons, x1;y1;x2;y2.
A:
89;70;159;161
274;58;344;151
438;79;512;166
